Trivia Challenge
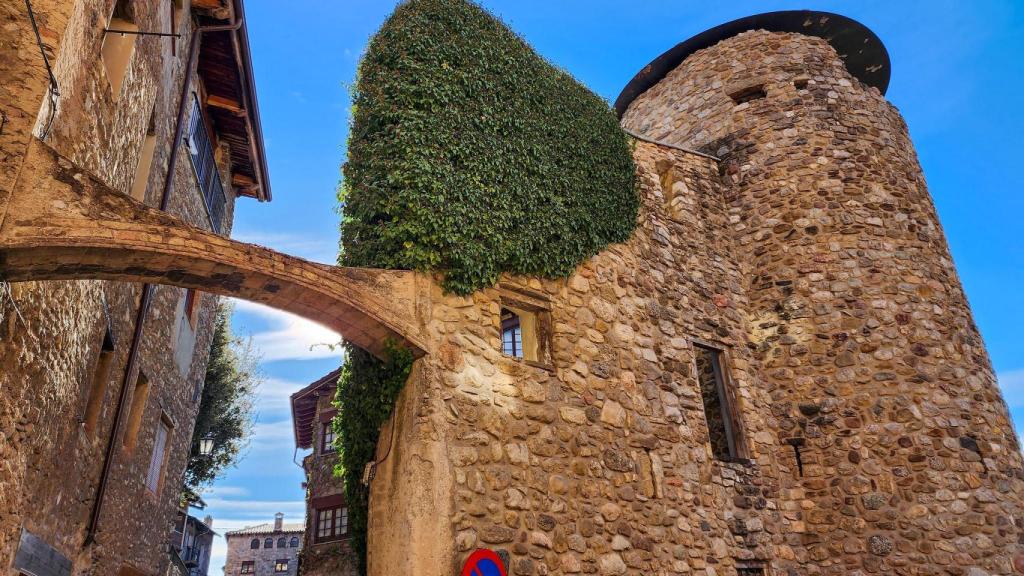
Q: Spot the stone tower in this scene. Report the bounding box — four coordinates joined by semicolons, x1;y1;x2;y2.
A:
620;11;1024;575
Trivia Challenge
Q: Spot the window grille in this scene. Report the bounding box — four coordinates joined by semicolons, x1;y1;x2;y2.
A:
315;506;348;543
186;95;227;233
321;422;336;453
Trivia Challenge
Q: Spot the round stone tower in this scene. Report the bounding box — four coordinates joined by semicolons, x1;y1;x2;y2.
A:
621;11;1024;575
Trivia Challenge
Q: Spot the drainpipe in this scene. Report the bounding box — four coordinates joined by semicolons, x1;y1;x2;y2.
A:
84;8;243;547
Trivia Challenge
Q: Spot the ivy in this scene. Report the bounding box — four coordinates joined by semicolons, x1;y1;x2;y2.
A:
333;1;637;572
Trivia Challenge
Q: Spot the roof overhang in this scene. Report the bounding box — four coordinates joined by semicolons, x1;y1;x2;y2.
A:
615;10;890;117
290;368;342;450
193;0;272;201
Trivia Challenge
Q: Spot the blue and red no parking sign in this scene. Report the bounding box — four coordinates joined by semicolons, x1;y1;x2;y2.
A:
460;549;507;576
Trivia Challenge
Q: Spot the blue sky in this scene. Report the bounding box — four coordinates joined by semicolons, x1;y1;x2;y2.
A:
204;1;1024;571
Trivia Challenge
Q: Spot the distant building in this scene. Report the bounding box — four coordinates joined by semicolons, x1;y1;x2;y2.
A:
224;513;303;576
169;510;215;576
290;370;357;575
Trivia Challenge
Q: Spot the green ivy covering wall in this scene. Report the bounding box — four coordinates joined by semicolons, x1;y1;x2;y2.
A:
333;0;637;572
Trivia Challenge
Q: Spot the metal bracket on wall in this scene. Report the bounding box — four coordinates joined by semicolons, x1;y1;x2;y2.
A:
104;28;181;38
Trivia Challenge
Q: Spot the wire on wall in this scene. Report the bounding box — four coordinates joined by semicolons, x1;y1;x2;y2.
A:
24;0;60;139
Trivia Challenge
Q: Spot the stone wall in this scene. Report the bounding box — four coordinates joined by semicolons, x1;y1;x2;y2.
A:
0;0;238;574
224;528;303;576
623;29;1024;576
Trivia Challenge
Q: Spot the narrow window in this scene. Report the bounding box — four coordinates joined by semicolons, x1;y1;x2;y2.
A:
145;416;172;494
122;371;150;453
501;308;523;358
729;84;766;105
694;344;745;461
793;78;809;90
263;537;272;549
83;328;115;434
338;507;348;535
240;560;255;574
101;0;138;100
130;107;157;202
183;289;200;328
321;422;336;453
736;561;768;575
289;536;299;548
497;289;553;365
249;539;259;550
274;559;289;573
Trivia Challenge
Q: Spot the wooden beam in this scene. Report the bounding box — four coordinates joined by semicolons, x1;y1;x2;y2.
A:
232;173;255;187
206;94;245;114
191;0;223;10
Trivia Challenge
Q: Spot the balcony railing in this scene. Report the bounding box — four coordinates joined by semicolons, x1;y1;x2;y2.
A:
186;95;227;233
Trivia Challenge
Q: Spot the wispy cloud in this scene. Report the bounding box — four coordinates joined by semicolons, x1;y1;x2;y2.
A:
997;369;1024;409
231;230;338;265
231;299;343;363
257;377;313;416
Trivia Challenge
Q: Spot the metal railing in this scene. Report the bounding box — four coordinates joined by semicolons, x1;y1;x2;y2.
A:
185;95;227;233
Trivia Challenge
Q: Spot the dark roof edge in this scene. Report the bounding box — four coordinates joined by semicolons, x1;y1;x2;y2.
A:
231;0;271;201
290;368;343;450
614;10;890;117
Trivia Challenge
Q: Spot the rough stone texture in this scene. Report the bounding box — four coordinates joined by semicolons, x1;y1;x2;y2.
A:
223;520;304;576
363;28;1024;576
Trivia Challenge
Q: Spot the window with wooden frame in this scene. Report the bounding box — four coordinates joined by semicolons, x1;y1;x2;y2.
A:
274;559;289;573
321;422;336;454
240;560;254;574
315;505;348;543
82;327;116;434
122;371;150;453
186;94;227;233
101;0;138;100
694;342;747;462
498;288;553;367
145;415;173;494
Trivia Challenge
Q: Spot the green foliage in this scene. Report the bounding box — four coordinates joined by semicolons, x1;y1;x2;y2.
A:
332;342;413;576
183;306;259;502
339;0;638;294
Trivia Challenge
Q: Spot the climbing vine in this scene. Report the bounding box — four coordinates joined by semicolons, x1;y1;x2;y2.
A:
333;0;637;571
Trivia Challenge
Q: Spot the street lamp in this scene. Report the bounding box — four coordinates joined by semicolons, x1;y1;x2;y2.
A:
199;433;215;456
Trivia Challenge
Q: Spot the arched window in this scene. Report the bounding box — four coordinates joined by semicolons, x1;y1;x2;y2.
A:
264;537;272;548
277;537;286;548
289;536;299;548
250;538;259;549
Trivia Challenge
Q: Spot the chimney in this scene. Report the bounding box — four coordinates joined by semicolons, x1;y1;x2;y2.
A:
204;515;213;528
274;512;284;531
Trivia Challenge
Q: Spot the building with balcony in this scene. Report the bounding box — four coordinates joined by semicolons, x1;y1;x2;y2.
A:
168;510;215;576
290;370;357;575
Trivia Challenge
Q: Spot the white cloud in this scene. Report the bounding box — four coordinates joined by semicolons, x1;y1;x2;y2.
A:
231;230;337;265
230;299;343;363
202;485;250;499
257;377;313;416
997;369;1024;409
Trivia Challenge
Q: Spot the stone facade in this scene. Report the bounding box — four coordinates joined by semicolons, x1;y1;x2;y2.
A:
0;0;268;574
290;370;358;576
224;515;303;576
362;19;1024;576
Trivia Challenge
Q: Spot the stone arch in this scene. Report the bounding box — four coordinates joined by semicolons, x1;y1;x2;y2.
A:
0;140;427;359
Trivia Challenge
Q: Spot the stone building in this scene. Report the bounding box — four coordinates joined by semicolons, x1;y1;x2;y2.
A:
169;511;215;576
290;370;358;575
358;11;1024;576
224;514;303;576
0;0;269;574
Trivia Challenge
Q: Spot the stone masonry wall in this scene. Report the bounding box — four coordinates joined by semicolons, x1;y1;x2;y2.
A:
0;1;237;574
623;29;1024;575
369;142;785;575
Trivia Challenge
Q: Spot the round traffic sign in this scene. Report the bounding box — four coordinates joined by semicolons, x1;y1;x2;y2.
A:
460;549;507;576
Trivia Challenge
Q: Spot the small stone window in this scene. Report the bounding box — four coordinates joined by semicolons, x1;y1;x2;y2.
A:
264;537;272;548
274;559;289;573
736;560;768;575
101;0;138;100
289;536;299;548
248;539;259;550
793;78;809;90
183;288;201;328
130;106;157;201
729;84;766;105
694;343;746;461
498;288;553;367
122;370;150;454
240;560;255;573
277;537;286;548
82;327;115;434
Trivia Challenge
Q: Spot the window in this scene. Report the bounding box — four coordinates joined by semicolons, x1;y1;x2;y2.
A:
83;328;115;434
240;560;254;574
728;84;766;105
501;308;523;358
276;537;286;548
145;416;172;494
315;506;348;543
186;95;227;233
274;559;289;573
289;536;299;548
122;371;150;453
321;422;336;453
694;344;745;461
130;106;157;201
183;289;200;328
249;539;259;550
498;289;553;365
101;0;138;100
736;561;768;575
263;537;272;549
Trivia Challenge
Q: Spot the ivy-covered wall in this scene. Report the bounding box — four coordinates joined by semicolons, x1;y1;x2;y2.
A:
333;0;638;573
